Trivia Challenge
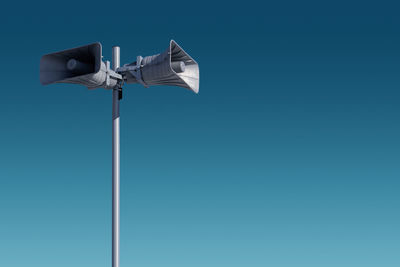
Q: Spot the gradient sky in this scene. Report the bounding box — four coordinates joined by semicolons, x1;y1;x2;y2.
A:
1;1;400;267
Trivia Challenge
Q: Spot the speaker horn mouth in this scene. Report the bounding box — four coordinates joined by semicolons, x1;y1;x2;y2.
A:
169;40;199;93
40;42;102;86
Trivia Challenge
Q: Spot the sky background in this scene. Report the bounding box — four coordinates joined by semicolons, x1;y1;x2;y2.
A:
1;1;400;267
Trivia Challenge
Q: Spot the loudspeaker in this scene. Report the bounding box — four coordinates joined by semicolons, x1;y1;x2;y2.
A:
40;42;117;89
124;40;199;93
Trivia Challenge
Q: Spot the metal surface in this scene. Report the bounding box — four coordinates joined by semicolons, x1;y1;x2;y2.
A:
39;41;199;267
40;42;103;87
118;40;200;93
40;42;121;89
112;46;120;267
170;61;185;73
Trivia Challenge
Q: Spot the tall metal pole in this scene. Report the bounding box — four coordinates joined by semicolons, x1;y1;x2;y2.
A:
112;46;120;267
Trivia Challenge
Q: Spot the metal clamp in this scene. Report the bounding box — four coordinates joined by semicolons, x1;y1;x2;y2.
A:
105;60;123;89
116;56;148;88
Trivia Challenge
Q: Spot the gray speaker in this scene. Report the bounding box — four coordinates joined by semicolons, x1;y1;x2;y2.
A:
40;42;117;89
122;40;199;93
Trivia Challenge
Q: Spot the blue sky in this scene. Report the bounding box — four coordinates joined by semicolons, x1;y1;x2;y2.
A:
0;1;400;267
